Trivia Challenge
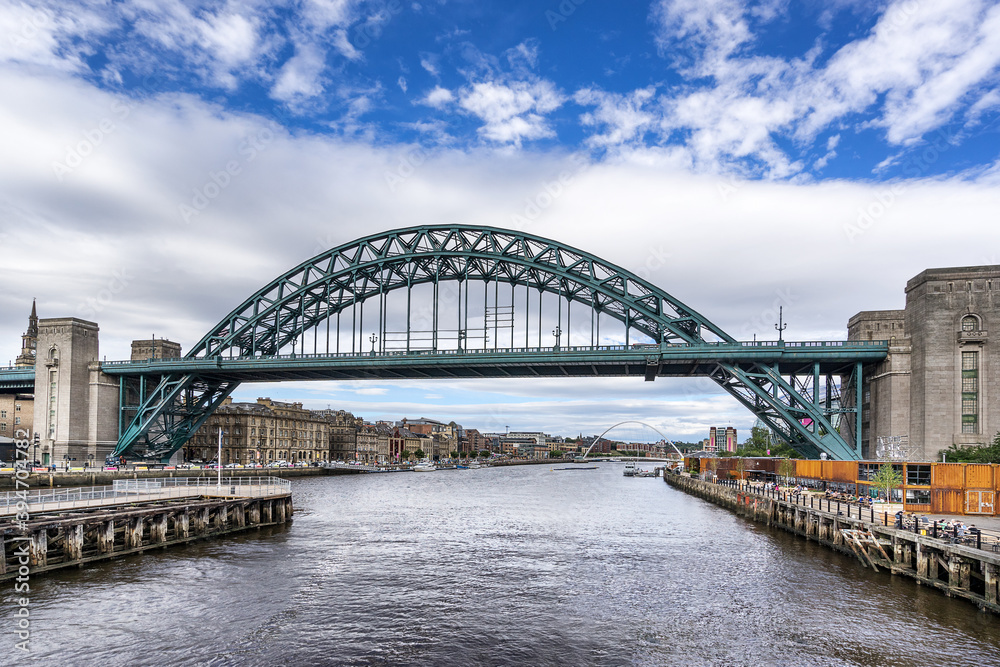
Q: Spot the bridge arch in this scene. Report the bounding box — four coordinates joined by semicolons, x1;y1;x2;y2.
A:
188;225;734;360
112;225;875;463
581;421;685;459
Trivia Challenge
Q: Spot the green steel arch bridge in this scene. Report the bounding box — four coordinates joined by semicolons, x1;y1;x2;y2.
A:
13;225;888;462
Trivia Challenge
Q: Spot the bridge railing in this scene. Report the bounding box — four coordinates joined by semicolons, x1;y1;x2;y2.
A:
101;339;891;367
0;476;291;516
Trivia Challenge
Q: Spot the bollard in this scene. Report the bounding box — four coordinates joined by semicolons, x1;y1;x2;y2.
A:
933;521;937;539
976;529;982;551
883;511;887;526
870;507;874;523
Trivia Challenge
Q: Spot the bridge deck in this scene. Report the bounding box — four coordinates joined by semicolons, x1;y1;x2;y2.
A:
98;341;888;382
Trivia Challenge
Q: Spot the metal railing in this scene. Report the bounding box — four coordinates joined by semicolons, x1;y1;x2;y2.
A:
101;339;890;368
0;476;290;516
714;478;1000;553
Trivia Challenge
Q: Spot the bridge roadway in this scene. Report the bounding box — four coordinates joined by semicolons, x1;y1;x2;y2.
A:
96;340;888;383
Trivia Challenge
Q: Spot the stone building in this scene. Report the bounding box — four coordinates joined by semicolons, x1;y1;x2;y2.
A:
318;409;363;460
850;265;999;461
34;317;118;466
184;397;332;465
0;394;34;454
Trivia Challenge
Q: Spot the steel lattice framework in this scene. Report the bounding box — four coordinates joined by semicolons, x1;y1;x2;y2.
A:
110;225;883;462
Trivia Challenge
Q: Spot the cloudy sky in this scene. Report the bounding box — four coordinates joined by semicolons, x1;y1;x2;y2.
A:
2;0;999;442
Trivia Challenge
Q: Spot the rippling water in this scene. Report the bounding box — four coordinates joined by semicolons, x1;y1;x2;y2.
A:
7;464;1000;666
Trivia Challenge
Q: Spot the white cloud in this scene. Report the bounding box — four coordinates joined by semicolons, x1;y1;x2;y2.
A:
574;87;657;148
271;41;327;104
419;86;454;108
642;0;1000;176
458;80;565;146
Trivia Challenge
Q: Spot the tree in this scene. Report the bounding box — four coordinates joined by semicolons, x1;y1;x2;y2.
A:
735;457;749;481
450;451;459;459
413;448;425;460
702;457;718;480
872;463;903;503
550;450;564;458
400;450;411;461
777;458;796;485
940;432;1000;463
479;450;491;458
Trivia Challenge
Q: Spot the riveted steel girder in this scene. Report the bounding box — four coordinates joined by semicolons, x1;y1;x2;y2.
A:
112;225;878;461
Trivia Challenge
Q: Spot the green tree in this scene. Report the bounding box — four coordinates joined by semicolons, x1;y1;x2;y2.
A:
479;450;491;458
400;450;410;462
550;450;564;458
777;458;796;485
413;448;425;460
450;451;459;459
872;463;903;502
940;431;1000;463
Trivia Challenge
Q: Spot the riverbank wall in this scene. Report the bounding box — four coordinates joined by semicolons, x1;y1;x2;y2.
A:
664;473;1000;615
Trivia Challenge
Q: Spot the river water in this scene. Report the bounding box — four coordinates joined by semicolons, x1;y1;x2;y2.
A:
7;464;1000;666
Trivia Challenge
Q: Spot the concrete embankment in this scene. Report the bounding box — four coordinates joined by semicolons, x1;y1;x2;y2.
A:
664;473;1000;615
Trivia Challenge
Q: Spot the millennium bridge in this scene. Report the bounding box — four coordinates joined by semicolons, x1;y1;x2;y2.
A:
2;225;888;461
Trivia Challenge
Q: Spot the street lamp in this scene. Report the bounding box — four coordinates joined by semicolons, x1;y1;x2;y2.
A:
774;306;787;342
458;329;467;351
369;333;378;355
552;326;562;350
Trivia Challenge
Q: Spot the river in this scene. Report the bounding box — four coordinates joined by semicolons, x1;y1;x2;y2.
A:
7;464;1000;666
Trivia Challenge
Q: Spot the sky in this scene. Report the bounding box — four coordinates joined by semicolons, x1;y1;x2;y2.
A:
2;0;1000;442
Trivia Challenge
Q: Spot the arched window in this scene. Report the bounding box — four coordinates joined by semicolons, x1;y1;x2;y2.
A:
48;346;58;360
962;315;979;332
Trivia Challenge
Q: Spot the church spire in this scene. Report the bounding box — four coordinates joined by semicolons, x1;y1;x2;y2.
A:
15;299;38;368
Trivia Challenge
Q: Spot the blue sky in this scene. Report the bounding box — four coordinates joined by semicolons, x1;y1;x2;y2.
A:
2;1;1000;441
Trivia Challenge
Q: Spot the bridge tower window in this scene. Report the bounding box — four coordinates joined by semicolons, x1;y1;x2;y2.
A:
962;315;978;331
962;351;979;434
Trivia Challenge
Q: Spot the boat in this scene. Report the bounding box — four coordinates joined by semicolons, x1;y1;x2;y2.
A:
623;461;637;477
456;464;469;469
413;462;437;472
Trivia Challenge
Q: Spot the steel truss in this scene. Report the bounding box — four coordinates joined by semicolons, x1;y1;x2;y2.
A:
113;225;872;461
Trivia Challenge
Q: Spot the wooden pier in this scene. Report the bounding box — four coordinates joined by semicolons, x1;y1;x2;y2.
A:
664;474;1000;615
0;478;292;579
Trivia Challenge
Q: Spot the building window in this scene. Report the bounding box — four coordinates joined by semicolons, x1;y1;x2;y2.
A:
962;315;978;331
906;464;931;486
962;351;979;434
14;403;20;411
0;423;6;432
906;489;931;505
0;410;5;419
14;417;20;425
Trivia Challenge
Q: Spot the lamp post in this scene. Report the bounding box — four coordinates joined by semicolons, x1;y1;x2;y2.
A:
458;329;466;351
369;333;378;355
775;306;787;342
552;326;562;350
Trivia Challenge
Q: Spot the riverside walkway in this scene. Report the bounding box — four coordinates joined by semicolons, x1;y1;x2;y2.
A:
1;476;293;580
0;476;290;516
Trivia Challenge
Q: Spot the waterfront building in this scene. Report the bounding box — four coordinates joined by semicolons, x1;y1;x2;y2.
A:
0;393;34;454
849;265;1000;461
316;408;363;460
707;427;737;453
184;397;332;464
